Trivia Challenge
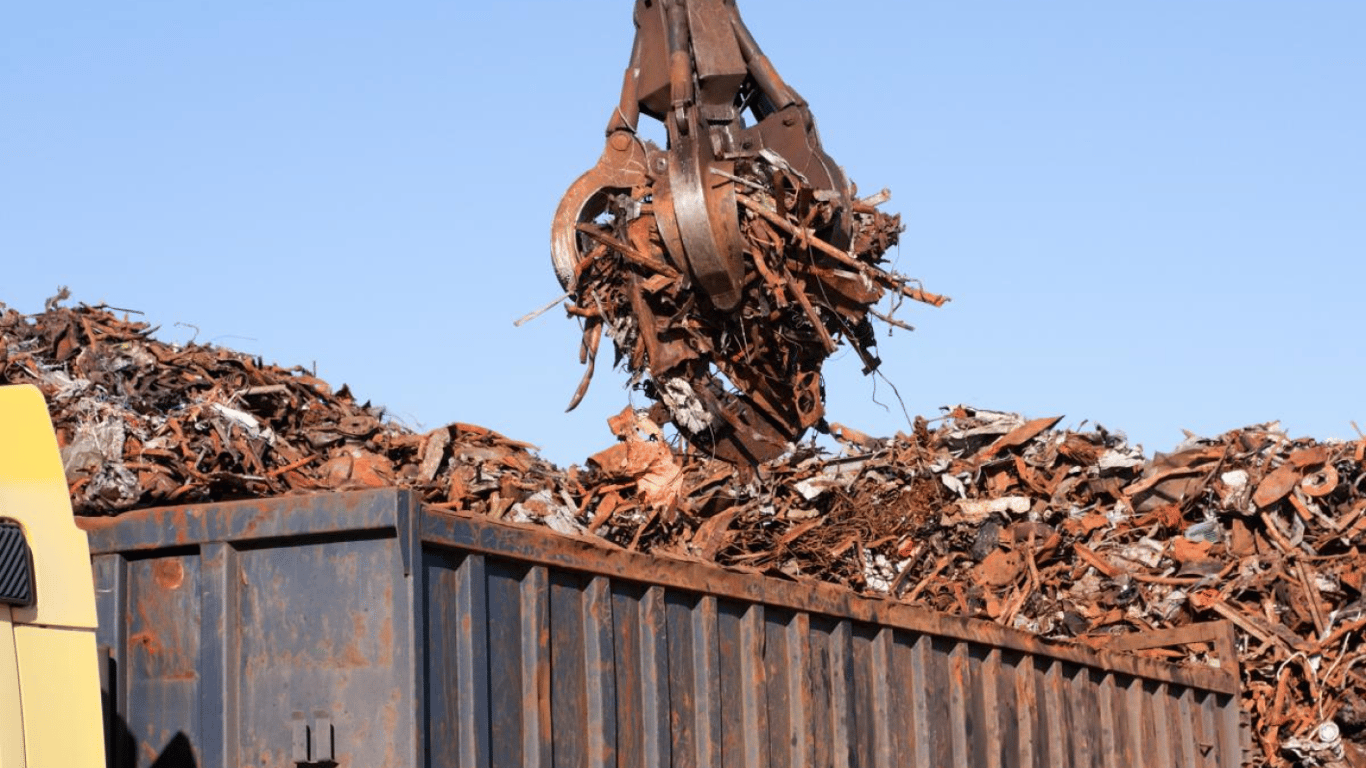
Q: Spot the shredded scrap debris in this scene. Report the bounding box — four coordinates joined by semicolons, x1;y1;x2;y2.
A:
4;298;1364;767
561;159;946;465
0;300;561;515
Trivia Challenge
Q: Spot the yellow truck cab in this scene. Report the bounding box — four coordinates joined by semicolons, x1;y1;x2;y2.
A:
0;384;105;767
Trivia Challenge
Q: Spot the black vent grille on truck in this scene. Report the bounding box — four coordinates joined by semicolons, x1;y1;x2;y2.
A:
0;520;35;607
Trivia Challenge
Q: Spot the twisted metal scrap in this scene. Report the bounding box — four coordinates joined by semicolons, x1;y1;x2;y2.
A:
564;157;946;464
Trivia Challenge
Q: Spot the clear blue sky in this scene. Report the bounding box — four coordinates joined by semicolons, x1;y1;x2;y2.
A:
4;2;1363;466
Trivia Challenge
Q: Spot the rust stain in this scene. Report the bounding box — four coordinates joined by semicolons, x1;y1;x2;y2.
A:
340;629;366;667
74;514;118;532
171;508;189;545
381;687;400;768
379;620;393;663
129;630;161;654
152;558;184;590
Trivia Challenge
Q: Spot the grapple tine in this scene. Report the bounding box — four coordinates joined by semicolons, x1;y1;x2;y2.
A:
550;131;649;292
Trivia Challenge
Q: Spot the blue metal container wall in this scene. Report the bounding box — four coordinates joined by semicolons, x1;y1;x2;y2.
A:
85;489;1244;768
421;551;1242;768
92;491;422;768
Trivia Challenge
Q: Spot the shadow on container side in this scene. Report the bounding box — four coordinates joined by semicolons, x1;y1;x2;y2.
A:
82;488;1244;768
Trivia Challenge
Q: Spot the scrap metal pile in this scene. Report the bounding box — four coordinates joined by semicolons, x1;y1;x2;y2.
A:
719;408;1365;768
586;407;1363;768
571;405;1366;767
4;303;1364;765
549;0;945;465
0;299;564;516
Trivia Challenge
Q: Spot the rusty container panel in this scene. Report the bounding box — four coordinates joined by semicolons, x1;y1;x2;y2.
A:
86;489;1243;768
92;490;420;768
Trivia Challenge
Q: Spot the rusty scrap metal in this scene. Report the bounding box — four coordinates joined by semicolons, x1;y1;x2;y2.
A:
0;300;561;517
551;0;946;464
572;405;1366;768
13;298;1366;766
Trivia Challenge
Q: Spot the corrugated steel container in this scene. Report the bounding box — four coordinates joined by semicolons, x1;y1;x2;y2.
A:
82;488;1244;768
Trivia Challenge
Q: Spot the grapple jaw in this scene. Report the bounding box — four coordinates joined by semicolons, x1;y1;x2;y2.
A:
551;0;869;464
550;129;652;293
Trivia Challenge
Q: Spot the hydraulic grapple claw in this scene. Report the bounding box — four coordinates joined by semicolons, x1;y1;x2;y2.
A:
552;0;851;308
552;0;888;465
